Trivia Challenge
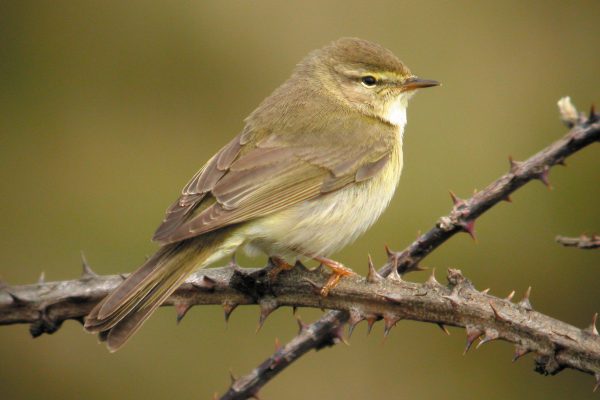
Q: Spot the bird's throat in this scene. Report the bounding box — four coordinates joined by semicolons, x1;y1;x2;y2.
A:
382;95;408;134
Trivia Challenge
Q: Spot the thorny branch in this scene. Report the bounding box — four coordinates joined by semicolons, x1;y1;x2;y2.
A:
2;261;600;393
219;97;600;399
556;235;600;250
0;98;598;399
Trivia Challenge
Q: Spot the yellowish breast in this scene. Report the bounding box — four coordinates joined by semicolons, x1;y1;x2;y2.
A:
244;129;404;259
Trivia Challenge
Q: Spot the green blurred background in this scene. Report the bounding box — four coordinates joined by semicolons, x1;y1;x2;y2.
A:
1;1;598;399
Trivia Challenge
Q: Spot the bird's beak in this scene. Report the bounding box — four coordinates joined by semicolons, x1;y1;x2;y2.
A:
401;76;440;91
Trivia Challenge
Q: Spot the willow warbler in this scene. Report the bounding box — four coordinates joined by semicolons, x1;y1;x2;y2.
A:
84;37;439;351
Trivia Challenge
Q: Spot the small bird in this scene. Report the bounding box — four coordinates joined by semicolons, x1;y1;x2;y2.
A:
84;37;439;351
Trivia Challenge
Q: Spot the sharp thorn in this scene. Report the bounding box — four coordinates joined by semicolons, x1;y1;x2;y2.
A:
508;156;522;173
387;266;403;283
502;195;512;203
538;165;552;190
332;324;349;346
489;301;507;321
348;308;365;338
366;254;383;283
292;306;297;315
442;289;462;306
366;316;377;336
594;372;600;392
380;292;404;303
398;260;426;275
512;345;531;362
589;104;597;122
302;277;323;295
229;369;237;384
175;303;192;324
256;298;278;333
464;325;483;355
384;244;393;257
426;268;439;286
347;322;356;338
461;220;477;242
295;315;308;334
222;300;238;324
449;191;464;207
406;263;427;273
383;314;401;337
585;312;598;336
201;275;216;288
80;251;97;279
449;190;458;205
292;259;308;273
192;275;216;291
476;329;499;349
505;290;515;302
274;337;282;351
481;288;491;295
518;286;533;310
7;291;27;305
38;272;45;284
438;323;451;336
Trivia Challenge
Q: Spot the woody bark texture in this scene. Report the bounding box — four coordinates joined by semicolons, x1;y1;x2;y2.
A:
221;97;600;399
0;98;598;399
1;263;599;382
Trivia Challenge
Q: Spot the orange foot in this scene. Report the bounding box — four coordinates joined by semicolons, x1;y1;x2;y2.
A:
314;256;357;296
267;256;295;281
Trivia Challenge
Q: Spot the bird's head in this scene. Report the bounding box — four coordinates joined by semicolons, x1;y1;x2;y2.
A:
299;37;439;127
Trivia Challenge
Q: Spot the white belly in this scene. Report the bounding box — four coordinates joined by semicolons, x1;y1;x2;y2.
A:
242;135;404;259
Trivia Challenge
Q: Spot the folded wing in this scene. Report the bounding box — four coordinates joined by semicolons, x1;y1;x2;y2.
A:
152;119;395;245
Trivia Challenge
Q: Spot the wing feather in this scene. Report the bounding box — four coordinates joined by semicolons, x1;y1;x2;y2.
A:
153;118;396;245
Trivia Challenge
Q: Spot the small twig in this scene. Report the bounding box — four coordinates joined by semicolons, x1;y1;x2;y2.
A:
556;235;600;250
220;98;599;398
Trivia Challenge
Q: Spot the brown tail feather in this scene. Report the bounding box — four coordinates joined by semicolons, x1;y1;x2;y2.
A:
97;250;170;321
85;241;191;333
103;270;192;352
84;231;228;351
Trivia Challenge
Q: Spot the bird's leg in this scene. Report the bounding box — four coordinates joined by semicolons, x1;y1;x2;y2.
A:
267;256;294;281
314;256;357;296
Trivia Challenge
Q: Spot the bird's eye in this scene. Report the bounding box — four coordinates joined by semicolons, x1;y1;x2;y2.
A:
361;76;377;87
